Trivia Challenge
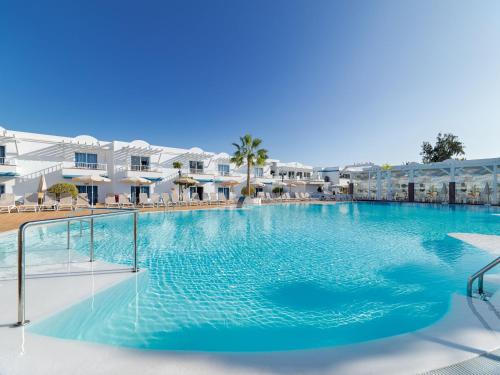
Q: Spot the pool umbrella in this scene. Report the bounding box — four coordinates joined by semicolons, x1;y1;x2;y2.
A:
220;180;239;187
121;177;154;204
121;177;153;186
72;175;111;206
37;174;47;203
220;180;240;198
173;176;199;200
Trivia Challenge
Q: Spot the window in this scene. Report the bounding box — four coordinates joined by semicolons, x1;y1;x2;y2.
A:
304;172;311;179
0;145;5;164
0;184;5;195
218;164;230;176
254;167;263;177
296;172;303;179
75;152;98;169
288;171;295;179
131;156;150;171
189;161;204;174
77;185;98;205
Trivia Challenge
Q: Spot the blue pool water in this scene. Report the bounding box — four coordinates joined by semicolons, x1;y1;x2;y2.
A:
4;203;500;352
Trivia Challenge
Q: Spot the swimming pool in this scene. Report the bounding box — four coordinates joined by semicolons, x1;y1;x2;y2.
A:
4;203;500;352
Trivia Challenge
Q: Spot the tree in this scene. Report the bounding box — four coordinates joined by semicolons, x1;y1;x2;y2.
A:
231;134;268;197
172;161;183;197
240;186;256;197
420;133;465;163
172;161;183;174
47;183;78;199
272;186;284;195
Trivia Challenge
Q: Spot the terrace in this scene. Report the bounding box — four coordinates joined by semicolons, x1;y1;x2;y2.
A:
350;158;500;205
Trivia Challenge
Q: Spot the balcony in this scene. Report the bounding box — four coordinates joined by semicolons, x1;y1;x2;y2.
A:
62;161;108;178
125;164;164;181
189;168;205;174
0;158;19;176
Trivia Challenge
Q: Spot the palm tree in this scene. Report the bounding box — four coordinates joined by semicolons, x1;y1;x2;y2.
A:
172;161;183;198
231;134;268;197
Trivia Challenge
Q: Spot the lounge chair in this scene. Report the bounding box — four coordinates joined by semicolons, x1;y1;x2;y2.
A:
118;194;135;208
170;192;186;206
0;193;17;213
75;193;90;209
105;195;121;208
150;193;162;207
58;193;74;211
138;193;154;208
187;193;201;206
161;193;173;207
40;193;58;211
18;193;38;212
208;192;222;205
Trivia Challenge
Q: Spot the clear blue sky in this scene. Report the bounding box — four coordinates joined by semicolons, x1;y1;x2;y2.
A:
1;0;499;166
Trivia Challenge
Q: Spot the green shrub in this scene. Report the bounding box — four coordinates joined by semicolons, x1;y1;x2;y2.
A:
240;186;256;196
47;183;78;198
272;186;283;194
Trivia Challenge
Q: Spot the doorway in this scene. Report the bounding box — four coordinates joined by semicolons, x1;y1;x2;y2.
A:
190;186;204;200
77;185;98;205
131;186;150;204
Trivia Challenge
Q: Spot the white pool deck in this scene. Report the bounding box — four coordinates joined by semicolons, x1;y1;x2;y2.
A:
0;233;499;374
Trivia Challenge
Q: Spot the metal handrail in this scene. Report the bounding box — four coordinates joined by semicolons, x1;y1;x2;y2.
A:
15;207;139;326
467;257;500;297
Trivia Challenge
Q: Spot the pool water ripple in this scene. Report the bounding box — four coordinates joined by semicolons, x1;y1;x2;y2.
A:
1;203;498;351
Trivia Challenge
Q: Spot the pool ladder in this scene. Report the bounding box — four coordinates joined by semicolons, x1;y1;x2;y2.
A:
467;256;500;298
14;207;139;327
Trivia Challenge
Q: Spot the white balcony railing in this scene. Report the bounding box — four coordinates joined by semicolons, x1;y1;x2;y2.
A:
189;168;204;174
63;161;107;170
0;157;16;166
128;164;162;173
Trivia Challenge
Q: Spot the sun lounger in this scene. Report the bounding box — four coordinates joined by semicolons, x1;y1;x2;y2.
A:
75;193;90;209
170;192;187;206
188;193;201;206
150;193;162;207
138;193;154;208
40;193;58;211
58;193;74;211
18;193;39;212
209;192;223;205
118;194;135;208
160;193;172;207
105;195;121;208
0;193;17;213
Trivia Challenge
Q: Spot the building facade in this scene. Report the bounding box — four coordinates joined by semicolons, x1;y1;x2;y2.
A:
0;127;335;203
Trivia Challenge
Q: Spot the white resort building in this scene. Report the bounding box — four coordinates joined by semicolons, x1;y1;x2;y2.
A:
0;126;329;204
